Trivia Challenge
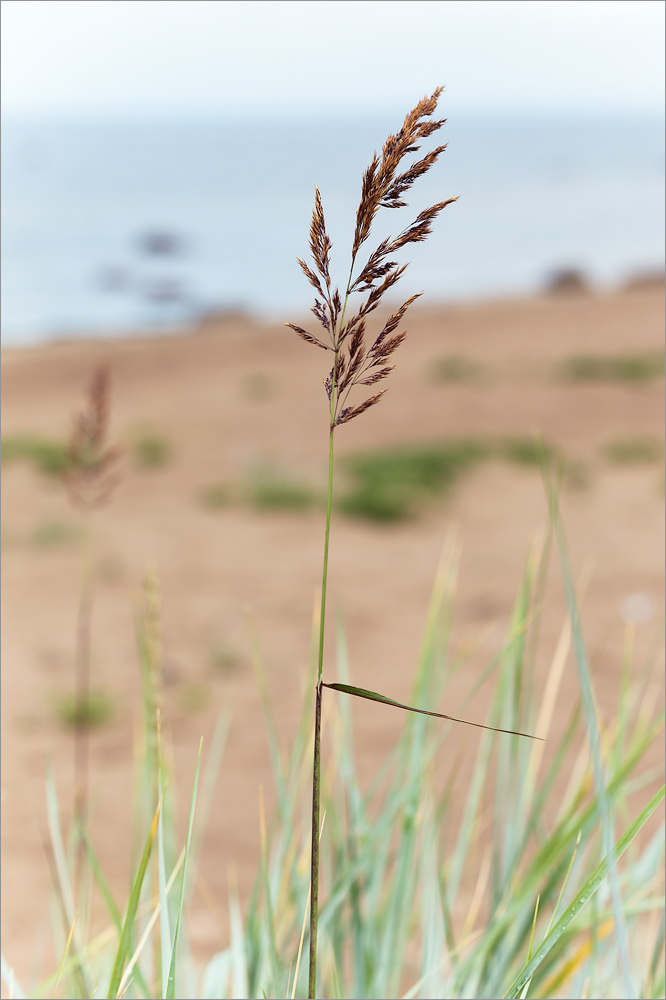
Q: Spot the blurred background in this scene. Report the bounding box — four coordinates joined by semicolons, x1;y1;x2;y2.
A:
1;0;664;343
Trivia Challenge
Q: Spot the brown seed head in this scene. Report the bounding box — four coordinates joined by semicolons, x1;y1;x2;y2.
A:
66;365;121;511
287;88;456;428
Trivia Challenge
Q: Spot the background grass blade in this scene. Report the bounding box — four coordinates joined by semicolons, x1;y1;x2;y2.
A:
106;796;161;999
165;740;203;999
504;784;665;1000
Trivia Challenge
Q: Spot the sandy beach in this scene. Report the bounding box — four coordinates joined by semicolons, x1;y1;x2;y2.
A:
2;284;664;984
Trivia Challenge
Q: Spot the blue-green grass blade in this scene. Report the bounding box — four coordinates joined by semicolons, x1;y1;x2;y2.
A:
78;822;154;1000
322;682;541;739
165;739;202;999
647;911;665;997
1;954;26;1000
77;822;122;930
188;710;230;892
228;877;249;1000
503;783;665;1000
158;781;172;996
549;479;635;994
107;795;161;999
246;615;290;820
45;764;91;999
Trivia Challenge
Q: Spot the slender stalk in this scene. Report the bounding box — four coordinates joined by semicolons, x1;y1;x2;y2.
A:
294;91;453;997
317;425;336;687
74;513;93;892
308;679;323;999
309;384;337;997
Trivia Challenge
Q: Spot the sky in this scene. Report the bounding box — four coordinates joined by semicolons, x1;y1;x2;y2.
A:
1;0;664;120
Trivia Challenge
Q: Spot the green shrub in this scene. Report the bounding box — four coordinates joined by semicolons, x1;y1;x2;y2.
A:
1;433;69;477
557;351;664;384
31;518;81;548
200;483;233;510
602;437;664;465
246;466;321;512
498;436;553;467
430;354;484;382
53;690;114;728
131;432;172;469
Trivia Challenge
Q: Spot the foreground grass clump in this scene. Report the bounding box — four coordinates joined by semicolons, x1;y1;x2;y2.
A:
4;527;663;1000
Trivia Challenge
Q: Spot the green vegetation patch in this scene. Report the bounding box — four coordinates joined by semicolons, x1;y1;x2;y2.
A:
338;439;490;522
1;433;69;477
209;640;242;674
602;437;664;465
31;518;81;549
430;354;485;383
339;436;560;522
241;372;275;402
199;482;233;510
54;690;114;728
246;466;321;512
498;437;554;467
131;431;172;469
557;351;664;384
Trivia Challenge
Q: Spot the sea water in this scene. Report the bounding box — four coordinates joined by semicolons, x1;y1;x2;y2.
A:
1;113;663;345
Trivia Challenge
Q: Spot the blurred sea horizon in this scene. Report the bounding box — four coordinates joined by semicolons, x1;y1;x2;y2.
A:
1;111;664;346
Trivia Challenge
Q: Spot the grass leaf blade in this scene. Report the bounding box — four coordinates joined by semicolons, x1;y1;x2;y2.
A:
322;682;541;739
107;795;161;999
503;783;665;1000
165;739;202;1000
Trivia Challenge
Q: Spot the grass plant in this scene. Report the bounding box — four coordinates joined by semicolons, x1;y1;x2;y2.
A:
285;88;557;998
65;365;120;835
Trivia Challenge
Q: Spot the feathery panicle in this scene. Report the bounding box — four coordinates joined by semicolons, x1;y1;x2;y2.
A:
288;87;455;429
66;365;121;511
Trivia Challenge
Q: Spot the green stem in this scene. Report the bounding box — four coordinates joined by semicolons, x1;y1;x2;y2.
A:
308;681;323;999
308;262;354;998
317;426;335;686
309;420;335;998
